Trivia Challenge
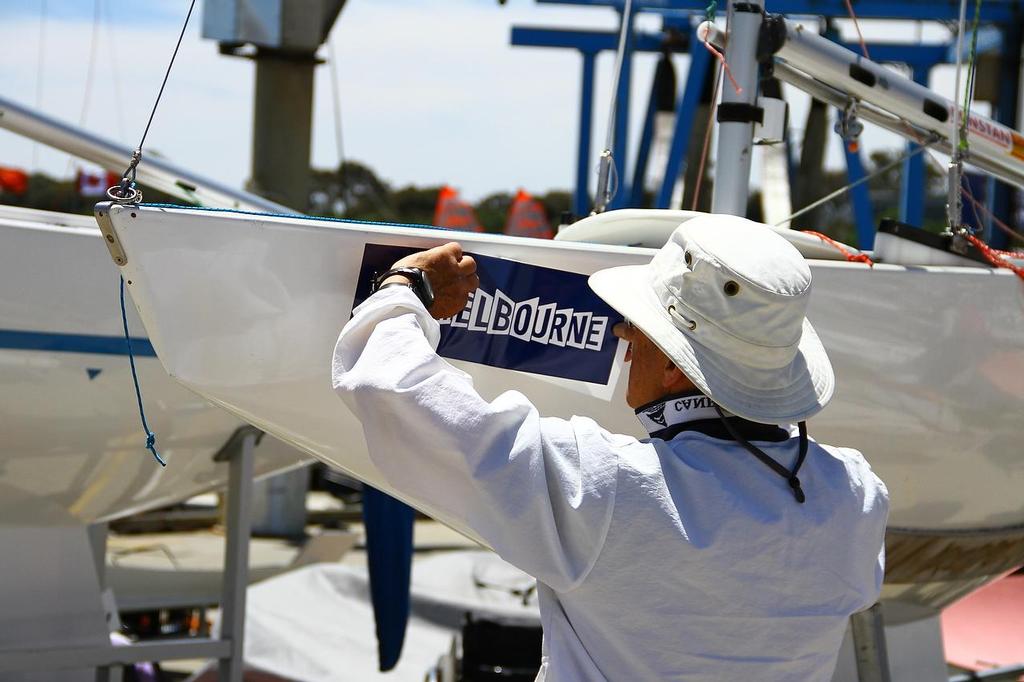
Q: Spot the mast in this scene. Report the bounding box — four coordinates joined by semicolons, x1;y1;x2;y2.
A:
711;0;766;216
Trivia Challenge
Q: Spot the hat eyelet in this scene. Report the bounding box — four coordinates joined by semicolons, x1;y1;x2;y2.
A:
724;280;740;296
667;304;697;331
684;251;693;266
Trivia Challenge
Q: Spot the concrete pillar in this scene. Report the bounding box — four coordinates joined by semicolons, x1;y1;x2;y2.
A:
249;53;317;211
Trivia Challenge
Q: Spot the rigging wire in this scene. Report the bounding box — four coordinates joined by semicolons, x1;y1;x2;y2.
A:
690;63;723;211
134;0;196;160
774;138;937;227
102;0;127;140
78;0;102;128
956;169;1024;243
32;0;48;170
65;0;103;178
689;4;730;211
820;0;1017;259
958;0;983;153
946;0;971;233
901;125;1024;244
592;0;635;214
108;0;197;202
892;73;1022;247
327;40;346;170
108;0;199;466
842;0;870;59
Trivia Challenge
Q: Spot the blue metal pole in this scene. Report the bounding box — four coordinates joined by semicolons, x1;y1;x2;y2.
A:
534;0;1018;22
843;142;876;249
576;52;597;215
629;70;660;206
990;22;1021;249
656;30;710;208
899;65;929;227
609;7;636;210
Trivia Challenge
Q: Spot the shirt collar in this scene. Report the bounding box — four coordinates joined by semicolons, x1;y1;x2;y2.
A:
634;391;729;435
634;391;789;443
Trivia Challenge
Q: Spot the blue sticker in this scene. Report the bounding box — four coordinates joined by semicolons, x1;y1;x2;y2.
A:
353;244;622;385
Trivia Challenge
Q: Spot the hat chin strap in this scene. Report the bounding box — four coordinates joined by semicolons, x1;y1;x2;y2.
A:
713;405;808;504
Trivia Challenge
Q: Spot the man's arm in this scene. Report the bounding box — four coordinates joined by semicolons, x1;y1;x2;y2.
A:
332;243;618;592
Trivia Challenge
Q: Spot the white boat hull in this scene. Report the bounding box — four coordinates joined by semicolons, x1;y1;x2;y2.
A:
100;204;1024;615
0;207;310;526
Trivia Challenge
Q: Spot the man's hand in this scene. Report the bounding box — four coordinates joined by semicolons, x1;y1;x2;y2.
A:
385;242;479;319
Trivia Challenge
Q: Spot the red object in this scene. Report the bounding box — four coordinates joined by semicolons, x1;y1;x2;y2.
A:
802;230;874;267
77;169;121;197
433;185;483;232
504;189;553;239
965;233;1024;282
942;574;1024;677
0;167;29;195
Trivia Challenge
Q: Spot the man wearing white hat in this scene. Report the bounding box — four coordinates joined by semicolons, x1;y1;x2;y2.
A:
333;214;889;681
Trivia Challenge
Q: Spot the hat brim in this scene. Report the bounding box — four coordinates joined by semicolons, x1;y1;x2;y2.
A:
589;264;835;424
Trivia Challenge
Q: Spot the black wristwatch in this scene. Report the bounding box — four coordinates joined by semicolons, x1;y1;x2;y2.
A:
371;266;435;309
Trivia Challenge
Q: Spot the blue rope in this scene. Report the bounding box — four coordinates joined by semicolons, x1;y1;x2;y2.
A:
120;276;165;467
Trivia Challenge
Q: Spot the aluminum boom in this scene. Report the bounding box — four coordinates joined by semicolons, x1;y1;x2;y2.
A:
698;20;1024;191
0;96;291;214
770;62;1024;189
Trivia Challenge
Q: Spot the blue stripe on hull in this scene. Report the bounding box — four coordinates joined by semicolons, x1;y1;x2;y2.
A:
0;329;157;357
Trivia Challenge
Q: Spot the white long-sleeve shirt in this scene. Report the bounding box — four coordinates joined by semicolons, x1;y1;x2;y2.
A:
332;286;889;681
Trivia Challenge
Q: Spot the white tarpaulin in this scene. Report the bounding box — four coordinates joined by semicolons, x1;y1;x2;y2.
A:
191;550;539;682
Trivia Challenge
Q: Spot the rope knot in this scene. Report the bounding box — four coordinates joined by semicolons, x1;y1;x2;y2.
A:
146;432;156;448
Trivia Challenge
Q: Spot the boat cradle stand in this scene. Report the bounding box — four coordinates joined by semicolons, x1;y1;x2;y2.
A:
0;426;261;682
850;603;892;682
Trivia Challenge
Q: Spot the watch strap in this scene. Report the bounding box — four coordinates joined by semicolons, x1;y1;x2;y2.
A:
377;281;417;296
371;267;434;309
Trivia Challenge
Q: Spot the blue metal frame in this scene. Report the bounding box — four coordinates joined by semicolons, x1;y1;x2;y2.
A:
534;0;1021;22
629;28;711;207
509;26;666;54
511;25;676;214
512;26;671;212
899;66;930;227
514;2;1021;242
655;29;710;208
841;141;876;249
990;21;1022;249
629;63;662;206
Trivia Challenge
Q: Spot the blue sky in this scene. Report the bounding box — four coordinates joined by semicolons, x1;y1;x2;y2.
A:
0;0;179;25
0;0;971;203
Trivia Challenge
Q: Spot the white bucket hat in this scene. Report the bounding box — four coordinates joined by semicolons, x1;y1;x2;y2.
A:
588;214;835;424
